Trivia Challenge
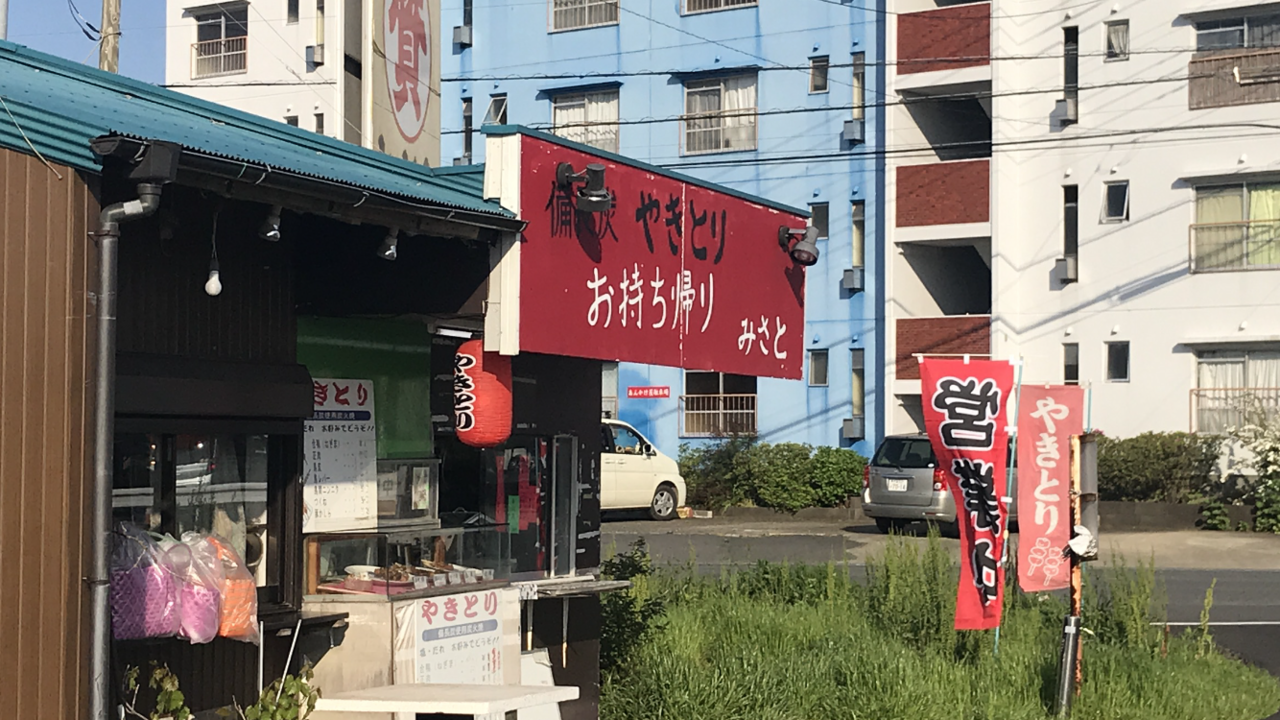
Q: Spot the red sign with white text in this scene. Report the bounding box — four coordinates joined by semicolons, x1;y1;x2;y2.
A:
1016;385;1084;592
627;386;671;399
517;135;806;379
920;358;1015;631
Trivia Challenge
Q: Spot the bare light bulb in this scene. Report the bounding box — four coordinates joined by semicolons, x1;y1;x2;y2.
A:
205;259;223;297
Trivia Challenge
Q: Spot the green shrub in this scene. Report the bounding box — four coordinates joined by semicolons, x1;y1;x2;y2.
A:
1097;432;1223;503
737;442;815;513
1198;498;1230;530
599;540;667;673
678;437;756;510
810;446;868;508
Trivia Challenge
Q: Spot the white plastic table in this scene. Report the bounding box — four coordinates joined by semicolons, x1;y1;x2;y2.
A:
314;683;580;717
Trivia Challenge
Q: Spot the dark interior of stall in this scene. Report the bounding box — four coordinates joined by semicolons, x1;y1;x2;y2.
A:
106;180;604;718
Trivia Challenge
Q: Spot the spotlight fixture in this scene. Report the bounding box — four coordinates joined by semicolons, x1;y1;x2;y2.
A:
259;205;282;241
556;162;611;213
777;225;821;267
378;228;400;261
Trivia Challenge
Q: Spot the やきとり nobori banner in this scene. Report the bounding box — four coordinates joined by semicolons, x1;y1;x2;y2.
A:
1015;385;1084;593
919;358;1015;631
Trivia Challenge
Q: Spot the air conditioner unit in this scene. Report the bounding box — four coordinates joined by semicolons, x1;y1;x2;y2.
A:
1055;255;1079;283
842;417;865;440
306;44;325;66
842;267;865;293
842;119;865;144
453;25;473;47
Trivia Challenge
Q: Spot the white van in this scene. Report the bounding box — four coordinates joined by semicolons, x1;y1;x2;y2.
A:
600;419;687;520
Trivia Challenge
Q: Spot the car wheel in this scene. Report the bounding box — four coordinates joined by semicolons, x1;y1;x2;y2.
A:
874;517;896;534
649;484;678;521
937;520;961;539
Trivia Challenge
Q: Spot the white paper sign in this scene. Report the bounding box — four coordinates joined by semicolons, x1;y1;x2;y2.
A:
302;378;378;532
414;589;507;684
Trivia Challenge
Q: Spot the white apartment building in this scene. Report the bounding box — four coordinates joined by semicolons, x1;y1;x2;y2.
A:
164;0;441;165
885;0;1280;439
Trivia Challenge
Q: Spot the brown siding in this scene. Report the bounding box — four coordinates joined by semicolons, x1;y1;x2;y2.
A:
898;2;990;75
896;315;991;380
1189;50;1280;110
896;159;990;227
0;147;99;720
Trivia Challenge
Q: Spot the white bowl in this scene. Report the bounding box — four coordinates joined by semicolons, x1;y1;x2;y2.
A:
345;565;380;580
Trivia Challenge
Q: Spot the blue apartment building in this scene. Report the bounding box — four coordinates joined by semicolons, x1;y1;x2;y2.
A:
442;0;886;457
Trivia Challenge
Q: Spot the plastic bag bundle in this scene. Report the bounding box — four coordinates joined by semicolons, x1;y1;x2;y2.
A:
170;533;224;644
109;523;180;640
206;536;260;645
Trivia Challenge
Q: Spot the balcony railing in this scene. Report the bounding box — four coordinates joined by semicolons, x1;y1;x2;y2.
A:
897;3;990;75
679;394;757;437
682;108;758;155
1189;48;1280;110
896;159;990;228
191;37;247;79
551;0;619;31
896;315;991;381
1191;388;1280;433
1190;219;1280;272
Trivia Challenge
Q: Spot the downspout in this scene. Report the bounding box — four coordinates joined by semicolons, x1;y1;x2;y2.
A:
89;182;163;720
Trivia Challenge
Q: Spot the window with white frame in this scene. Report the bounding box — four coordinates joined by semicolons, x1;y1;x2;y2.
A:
1103;181;1129;222
684;0;756;14
851;53;866;121
1196;14;1280;52
550;0;619;32
191;6;248;79
483;94;508;125
682;74;757;155
1105;20;1130;60
681;371;757;436
552;90;620;153
1195;349;1280;432
1193;183;1280;271
1106;341;1130;382
810;56;830;94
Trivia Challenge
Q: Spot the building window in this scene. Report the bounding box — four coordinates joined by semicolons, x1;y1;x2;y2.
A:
682;74;757;155
851;201;865;268
601;362;619;418
1064;185;1079;256
483;94;508;125
285;115;299;127
684;0;756;14
1064;27;1079;114
851;53;866;121
1192;183;1280;272
810;56;830;94
191;6;248;79
1105;20;1130;60
463;0;473;26
314;112;324;134
680;371;757;436
809;350;829;387
461;98;473;162
1103;181;1129;222
551;90;620;153
1106;341;1130;383
550;0;619;32
809;203;829;240
1064;343;1080;385
287;0;299;24
1195;349;1280;432
851;349;865;417
1196;15;1280;52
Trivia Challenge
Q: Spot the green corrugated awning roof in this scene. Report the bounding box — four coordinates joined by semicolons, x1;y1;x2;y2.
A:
0;40;512;220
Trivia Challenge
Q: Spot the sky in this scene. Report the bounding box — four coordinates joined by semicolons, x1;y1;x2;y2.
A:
6;0;167;84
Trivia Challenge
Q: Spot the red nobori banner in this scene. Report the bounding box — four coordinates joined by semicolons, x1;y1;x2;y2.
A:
920;358;1015;631
1016;385;1084;592
517;134;806;379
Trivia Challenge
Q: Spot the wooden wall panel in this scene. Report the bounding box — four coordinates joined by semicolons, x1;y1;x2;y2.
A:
0;147;98;720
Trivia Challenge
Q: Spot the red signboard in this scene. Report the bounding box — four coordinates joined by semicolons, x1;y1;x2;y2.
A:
1016;385;1084;593
626;386;671;399
516;135;807;379
920;358;1015;631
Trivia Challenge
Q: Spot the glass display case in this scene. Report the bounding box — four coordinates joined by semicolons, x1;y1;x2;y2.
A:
375;458;440;525
304;522;511;597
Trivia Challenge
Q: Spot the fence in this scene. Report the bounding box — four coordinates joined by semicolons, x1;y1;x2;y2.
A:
191;37;248;79
679;394;757;437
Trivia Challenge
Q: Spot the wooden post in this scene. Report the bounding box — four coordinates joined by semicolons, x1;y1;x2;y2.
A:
99;0;120;72
1070;434;1084;692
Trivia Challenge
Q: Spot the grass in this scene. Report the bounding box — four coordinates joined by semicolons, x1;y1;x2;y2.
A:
600;533;1280;720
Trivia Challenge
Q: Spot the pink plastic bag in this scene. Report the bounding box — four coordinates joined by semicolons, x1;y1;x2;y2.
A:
109;523;180;640
169;533;223;644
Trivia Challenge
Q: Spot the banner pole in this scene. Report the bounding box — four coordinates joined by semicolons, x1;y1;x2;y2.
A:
994;357;1024;657
1071;434;1084;691
1085;383;1093;433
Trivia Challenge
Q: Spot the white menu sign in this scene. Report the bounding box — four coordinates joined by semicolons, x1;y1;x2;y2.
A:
302;377;377;532
413;588;507;685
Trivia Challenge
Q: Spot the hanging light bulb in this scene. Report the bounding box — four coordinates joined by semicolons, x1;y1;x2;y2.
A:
378;228;400;261
205;258;222;297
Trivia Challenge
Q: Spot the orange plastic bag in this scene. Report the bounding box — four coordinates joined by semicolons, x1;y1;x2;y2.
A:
204;536;260;645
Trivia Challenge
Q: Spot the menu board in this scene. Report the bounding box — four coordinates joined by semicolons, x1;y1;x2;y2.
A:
302;378;378;533
412;588;509;685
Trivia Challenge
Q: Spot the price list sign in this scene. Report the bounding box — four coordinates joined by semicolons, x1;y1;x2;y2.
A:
303;378;377;532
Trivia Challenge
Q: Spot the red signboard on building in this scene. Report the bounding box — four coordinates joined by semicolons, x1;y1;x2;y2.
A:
515;134;807;379
627;386;671;399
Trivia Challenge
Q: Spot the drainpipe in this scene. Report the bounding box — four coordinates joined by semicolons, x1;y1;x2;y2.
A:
89;182;163;720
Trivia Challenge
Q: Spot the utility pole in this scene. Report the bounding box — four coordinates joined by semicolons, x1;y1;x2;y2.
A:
99;0;120;72
0;0;9;41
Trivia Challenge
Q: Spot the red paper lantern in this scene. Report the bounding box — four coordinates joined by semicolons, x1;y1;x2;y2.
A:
454;339;513;448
